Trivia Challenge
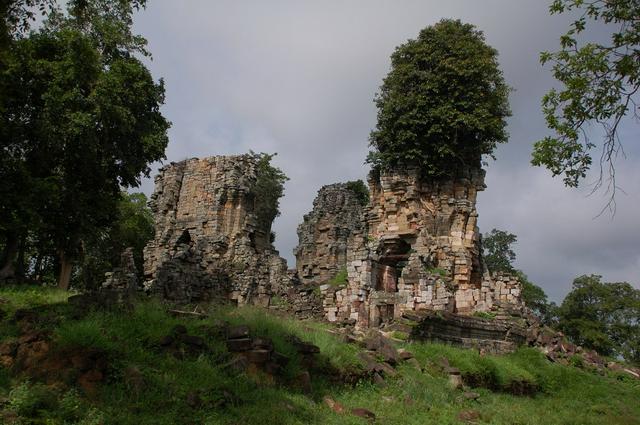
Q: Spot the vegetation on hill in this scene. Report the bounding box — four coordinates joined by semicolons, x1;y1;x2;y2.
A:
0;286;638;425
558;274;640;364
483;228;640;364
367;19;511;179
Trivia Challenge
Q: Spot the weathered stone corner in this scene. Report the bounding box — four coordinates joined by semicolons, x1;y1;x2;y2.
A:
142;155;289;305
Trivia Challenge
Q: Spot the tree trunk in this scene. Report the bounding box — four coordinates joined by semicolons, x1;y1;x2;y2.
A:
57;250;74;290
0;231;19;280
32;253;43;282
15;234;26;278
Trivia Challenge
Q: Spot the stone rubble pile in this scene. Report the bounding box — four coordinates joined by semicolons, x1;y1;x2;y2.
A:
101;247;138;294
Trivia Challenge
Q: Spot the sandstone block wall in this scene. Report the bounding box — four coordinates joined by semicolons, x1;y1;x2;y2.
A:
294;183;365;285
143;155;289;305
296;167;526;328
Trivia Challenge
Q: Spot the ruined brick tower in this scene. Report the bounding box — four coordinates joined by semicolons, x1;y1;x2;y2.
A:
296;167;523;328
143;155;289;305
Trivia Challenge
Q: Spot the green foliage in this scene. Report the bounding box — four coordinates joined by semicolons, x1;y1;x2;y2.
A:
327;267;348;287
0;0;168;287
517;270;559;326
425;267;448;278
55;315;118;352
8;381;58;418
345;180;369;206
482;228;517;274
367;19;511;178
482;229;558;324
0;287;639;424
250;152;289;242
79;191;154;289
533;0;640;201
472;311;496;320
558;274;640;363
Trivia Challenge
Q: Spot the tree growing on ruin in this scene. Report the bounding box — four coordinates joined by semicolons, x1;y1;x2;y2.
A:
251;152;289;242
367;19;511;178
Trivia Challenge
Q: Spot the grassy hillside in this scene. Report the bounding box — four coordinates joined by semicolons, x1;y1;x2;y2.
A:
0;286;638;425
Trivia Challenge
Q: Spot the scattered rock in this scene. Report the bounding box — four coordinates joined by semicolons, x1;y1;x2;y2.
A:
398;349;414;360
159;335;174;346
375;361;398;378
179;334;205;348
246;349;270;364
294;371;312;394
448;368;463;390
463;391;480;401
271;351;290;367
323;396;345;414
252;337;273;350
457;409;481;423
223;356;249;373
351;408;376;421
228;325;250;339
372;372;386;386
226;338;253;352
405;358;421;370
0;340;17;356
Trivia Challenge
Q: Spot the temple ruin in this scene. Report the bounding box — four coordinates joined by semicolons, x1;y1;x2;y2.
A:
298;167;524;328
141;154;524;332
142;155;289;306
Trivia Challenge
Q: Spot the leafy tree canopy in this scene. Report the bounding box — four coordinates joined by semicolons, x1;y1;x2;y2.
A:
80;192;154;289
558;274;640;363
0;0;168;288
367;19;511;179
482;229;517;274
533;0;640;208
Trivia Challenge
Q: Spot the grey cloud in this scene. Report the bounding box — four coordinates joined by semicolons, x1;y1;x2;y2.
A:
133;0;640;302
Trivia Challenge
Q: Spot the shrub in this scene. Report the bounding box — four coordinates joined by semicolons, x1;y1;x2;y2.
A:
327;267;348;287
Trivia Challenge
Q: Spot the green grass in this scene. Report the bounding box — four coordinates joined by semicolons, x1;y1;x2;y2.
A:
0;286;639;424
327;268;348;287
0;285;71;314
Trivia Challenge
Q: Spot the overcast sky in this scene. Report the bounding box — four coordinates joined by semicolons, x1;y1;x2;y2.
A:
133;0;639;302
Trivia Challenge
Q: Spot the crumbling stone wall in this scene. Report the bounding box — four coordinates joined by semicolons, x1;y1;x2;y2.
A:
294;183;365;285
143;155;289;305
296;167;525;328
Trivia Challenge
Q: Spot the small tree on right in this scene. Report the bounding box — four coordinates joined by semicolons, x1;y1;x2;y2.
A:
558;275;640;363
367;19;511;179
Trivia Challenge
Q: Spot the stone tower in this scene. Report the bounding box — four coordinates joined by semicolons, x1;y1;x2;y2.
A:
296;168;523;328
143;155;289;305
